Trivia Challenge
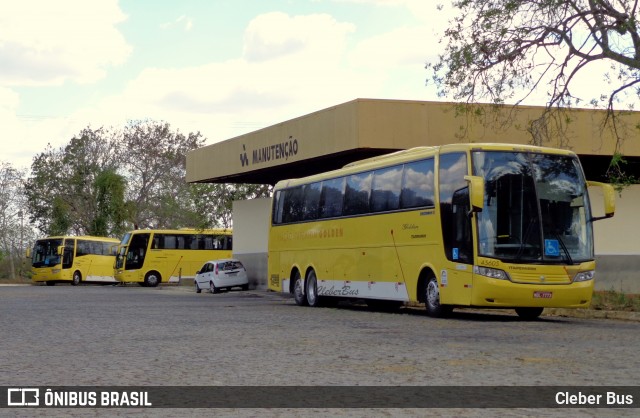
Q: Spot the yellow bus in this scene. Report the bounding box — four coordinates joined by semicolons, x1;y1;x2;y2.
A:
268;143;616;319
114;229;233;287
28;236;120;286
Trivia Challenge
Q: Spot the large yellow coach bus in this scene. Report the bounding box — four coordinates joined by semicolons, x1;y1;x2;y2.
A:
114;229;232;287
268;143;616;319
28;236;120;286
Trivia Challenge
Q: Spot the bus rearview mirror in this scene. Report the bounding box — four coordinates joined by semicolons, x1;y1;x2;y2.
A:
587;181;615;220
465;175;484;212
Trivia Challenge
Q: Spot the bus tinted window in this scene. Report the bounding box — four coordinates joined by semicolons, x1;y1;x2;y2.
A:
282;186;304;223
77;239;114;256
401;159;435;208
344;172;372;216
319;177;345;218
303;182;321;220
371;165;402;212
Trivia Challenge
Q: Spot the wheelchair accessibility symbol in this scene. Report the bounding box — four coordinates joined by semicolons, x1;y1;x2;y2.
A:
544;239;560;257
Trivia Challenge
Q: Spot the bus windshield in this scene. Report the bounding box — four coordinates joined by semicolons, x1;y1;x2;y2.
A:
472;151;593;264
32;238;63;267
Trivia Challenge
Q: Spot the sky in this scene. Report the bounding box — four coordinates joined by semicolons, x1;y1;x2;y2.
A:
1;0;458;171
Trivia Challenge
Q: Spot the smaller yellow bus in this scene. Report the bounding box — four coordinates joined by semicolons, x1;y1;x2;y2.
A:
114;229;233;286
28;236;120;286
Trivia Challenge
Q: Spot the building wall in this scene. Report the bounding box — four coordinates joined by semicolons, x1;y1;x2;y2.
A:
591;185;640;292
231;198;271;289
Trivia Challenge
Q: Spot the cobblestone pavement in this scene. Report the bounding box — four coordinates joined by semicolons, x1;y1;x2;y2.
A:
1;284;638;417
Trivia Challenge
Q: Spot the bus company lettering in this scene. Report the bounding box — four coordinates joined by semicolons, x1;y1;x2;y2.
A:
282;227;344;241
318;285;359;297
239;136;299;167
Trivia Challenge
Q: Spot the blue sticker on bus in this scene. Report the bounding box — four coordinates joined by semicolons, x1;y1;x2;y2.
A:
452;248;459;260
545;239;560;257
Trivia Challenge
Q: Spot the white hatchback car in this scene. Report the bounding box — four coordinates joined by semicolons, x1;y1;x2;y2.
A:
194;259;249;294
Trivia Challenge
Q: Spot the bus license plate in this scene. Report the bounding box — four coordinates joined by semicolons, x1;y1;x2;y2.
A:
534;291;552;299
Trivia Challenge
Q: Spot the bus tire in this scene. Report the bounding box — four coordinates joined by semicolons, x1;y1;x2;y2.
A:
144;271;161;287
195;281;202;293
425;276;451;318
209;281;219;294
46;281;56;286
515;307;543;320
305;270;320;307
292;270;307;306
71;271;82;286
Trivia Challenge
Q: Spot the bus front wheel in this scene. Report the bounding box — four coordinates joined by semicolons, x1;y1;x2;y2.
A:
144;271;161;287
71;271;81;286
292;271;307;306
515;307;543;320
425;276;451;318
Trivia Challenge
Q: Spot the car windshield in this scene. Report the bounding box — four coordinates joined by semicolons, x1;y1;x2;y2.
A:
472;151;593;264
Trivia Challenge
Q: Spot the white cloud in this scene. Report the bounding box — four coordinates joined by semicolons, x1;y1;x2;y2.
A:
73;12;377;145
0;0;131;86
161;15;194;32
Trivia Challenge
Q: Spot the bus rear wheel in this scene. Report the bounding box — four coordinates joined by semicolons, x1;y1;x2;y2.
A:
292;271;307;306
144;271;161;287
425;276;451;318
71;271;81;286
305;270;320;307
515;307;544;320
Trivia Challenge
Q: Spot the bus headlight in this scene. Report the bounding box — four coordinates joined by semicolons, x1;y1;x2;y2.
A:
573;270;595;282
474;266;511;281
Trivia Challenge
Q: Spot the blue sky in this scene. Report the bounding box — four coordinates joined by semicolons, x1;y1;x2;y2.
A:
2;0;458;170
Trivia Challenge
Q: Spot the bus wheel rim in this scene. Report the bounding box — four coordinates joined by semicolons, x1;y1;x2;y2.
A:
427;280;440;308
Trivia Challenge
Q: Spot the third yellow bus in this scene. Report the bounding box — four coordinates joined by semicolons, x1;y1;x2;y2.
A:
268;143;615;319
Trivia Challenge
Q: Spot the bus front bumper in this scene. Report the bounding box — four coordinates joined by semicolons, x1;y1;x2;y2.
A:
471;276;594;309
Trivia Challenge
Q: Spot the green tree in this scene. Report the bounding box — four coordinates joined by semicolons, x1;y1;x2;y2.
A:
120;120;206;229
189;183;272;229
0;162;33;279
25;127;122;236
91;169;127;236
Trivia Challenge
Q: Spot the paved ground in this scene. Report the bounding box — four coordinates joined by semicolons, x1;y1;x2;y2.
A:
1;284;638;417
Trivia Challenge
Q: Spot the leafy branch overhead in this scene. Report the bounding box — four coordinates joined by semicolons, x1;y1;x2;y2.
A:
428;0;640;111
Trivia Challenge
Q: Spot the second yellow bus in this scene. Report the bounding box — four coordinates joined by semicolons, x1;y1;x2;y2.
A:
114;229;233;286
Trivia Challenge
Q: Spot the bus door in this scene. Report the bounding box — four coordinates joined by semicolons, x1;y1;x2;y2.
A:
125;233;150;271
438;152;474;306
62;239;75;270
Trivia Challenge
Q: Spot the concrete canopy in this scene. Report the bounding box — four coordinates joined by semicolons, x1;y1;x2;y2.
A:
186;98;640;185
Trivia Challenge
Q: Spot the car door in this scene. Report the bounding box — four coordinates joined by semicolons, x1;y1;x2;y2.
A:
196;263;210;287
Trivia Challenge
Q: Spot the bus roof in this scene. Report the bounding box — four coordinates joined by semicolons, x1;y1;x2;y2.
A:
36;235;120;242
274;143;577;190
126;228;232;235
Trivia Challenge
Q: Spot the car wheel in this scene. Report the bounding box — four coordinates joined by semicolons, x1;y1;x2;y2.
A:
195;281;201;294
305;270;320;307
209;281;219;294
515;307;544;320
292;270;307;306
144;271;161;287
425;276;451;318
71;271;81;286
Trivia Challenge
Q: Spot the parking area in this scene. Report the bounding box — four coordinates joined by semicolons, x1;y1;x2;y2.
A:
1;284;639;415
